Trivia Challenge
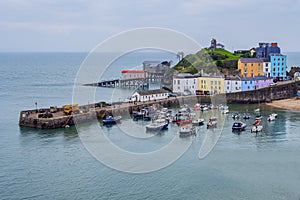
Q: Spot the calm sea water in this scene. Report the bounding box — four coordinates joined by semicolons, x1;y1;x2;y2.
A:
1;51;300;200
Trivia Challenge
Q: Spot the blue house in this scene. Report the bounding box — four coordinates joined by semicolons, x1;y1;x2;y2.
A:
269;53;287;79
241;78;256;91
256;42;281;58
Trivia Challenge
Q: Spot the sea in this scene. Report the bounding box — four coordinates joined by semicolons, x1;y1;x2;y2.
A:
0;51;300;200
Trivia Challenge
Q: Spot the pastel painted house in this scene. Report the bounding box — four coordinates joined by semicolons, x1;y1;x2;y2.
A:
173;73;198;95
225;76;242;93
238;58;264;78
254;76;274;89
269;53;287;79
197;76;225;94
241;78;256;91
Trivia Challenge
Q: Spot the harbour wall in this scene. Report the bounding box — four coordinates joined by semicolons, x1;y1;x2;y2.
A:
19;81;300;129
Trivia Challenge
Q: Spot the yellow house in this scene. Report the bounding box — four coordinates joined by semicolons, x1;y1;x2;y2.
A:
197;76;225;95
238;58;264;78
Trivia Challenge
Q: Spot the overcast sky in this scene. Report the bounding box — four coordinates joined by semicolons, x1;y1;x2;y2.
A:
1;0;300;52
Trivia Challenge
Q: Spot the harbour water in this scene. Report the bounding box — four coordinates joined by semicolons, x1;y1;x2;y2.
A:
1;52;300;199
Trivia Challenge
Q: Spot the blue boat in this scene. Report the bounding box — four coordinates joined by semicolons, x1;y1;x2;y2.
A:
232;121;247;132
103;115;122;125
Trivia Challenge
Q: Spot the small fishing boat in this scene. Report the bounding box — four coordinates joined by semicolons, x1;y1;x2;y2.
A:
232;121;247;131
222;109;229;114
242;113;251;119
251;125;263;133
192;118;205;126
267;113;276;121
200;104;208;111
268;113;278;119
145;120;168;132
254;108;260;113
179;123;196;137
207;117;217;129
232;113;240;119
103;115;122;125
193;103;200;110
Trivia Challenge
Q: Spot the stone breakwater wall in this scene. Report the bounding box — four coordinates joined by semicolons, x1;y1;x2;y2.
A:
19;81;300;129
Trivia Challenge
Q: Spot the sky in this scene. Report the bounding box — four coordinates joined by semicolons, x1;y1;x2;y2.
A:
1;0;300;52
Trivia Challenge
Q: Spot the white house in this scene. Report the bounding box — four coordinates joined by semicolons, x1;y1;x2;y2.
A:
263;61;271;77
122;70;146;80
225;76;242;93
173;73;198;95
131;89;169;102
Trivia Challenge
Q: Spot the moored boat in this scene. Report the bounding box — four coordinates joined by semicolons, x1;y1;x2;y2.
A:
251;125;263;133
179;123;196;137
232;113;240;119
207;117;217;129
242;113;251;119
145;120;168;132
192;118;205;126
103;115;122;125
232;121;247;131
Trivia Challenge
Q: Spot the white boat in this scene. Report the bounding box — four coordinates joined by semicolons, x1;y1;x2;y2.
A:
192;118;205;126
145;121;168;132
267;113;278;121
179;124;196;137
207;117;217;129
251;125;263;133
222;109;229;114
232;113;240;119
254;108;260;113
270;113;278;118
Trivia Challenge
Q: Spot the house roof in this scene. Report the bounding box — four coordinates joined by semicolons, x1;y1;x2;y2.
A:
135;89;167;96
225;76;242;81
122;70;145;73
241;76;273;81
239;58;263;63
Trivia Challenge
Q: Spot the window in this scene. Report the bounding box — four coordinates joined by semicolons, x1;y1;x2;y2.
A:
201;80;203;84
244;63;247;67
227;86;229;90
251;63;253;66
211;81;213;85
177;80;180;84
174;80;176;85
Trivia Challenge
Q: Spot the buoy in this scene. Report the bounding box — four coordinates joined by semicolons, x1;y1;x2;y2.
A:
65;125;70;128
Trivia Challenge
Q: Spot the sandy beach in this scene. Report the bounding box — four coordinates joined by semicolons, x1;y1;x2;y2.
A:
265;97;300;111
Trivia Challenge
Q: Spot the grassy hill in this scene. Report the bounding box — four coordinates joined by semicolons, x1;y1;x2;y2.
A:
173;48;249;75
